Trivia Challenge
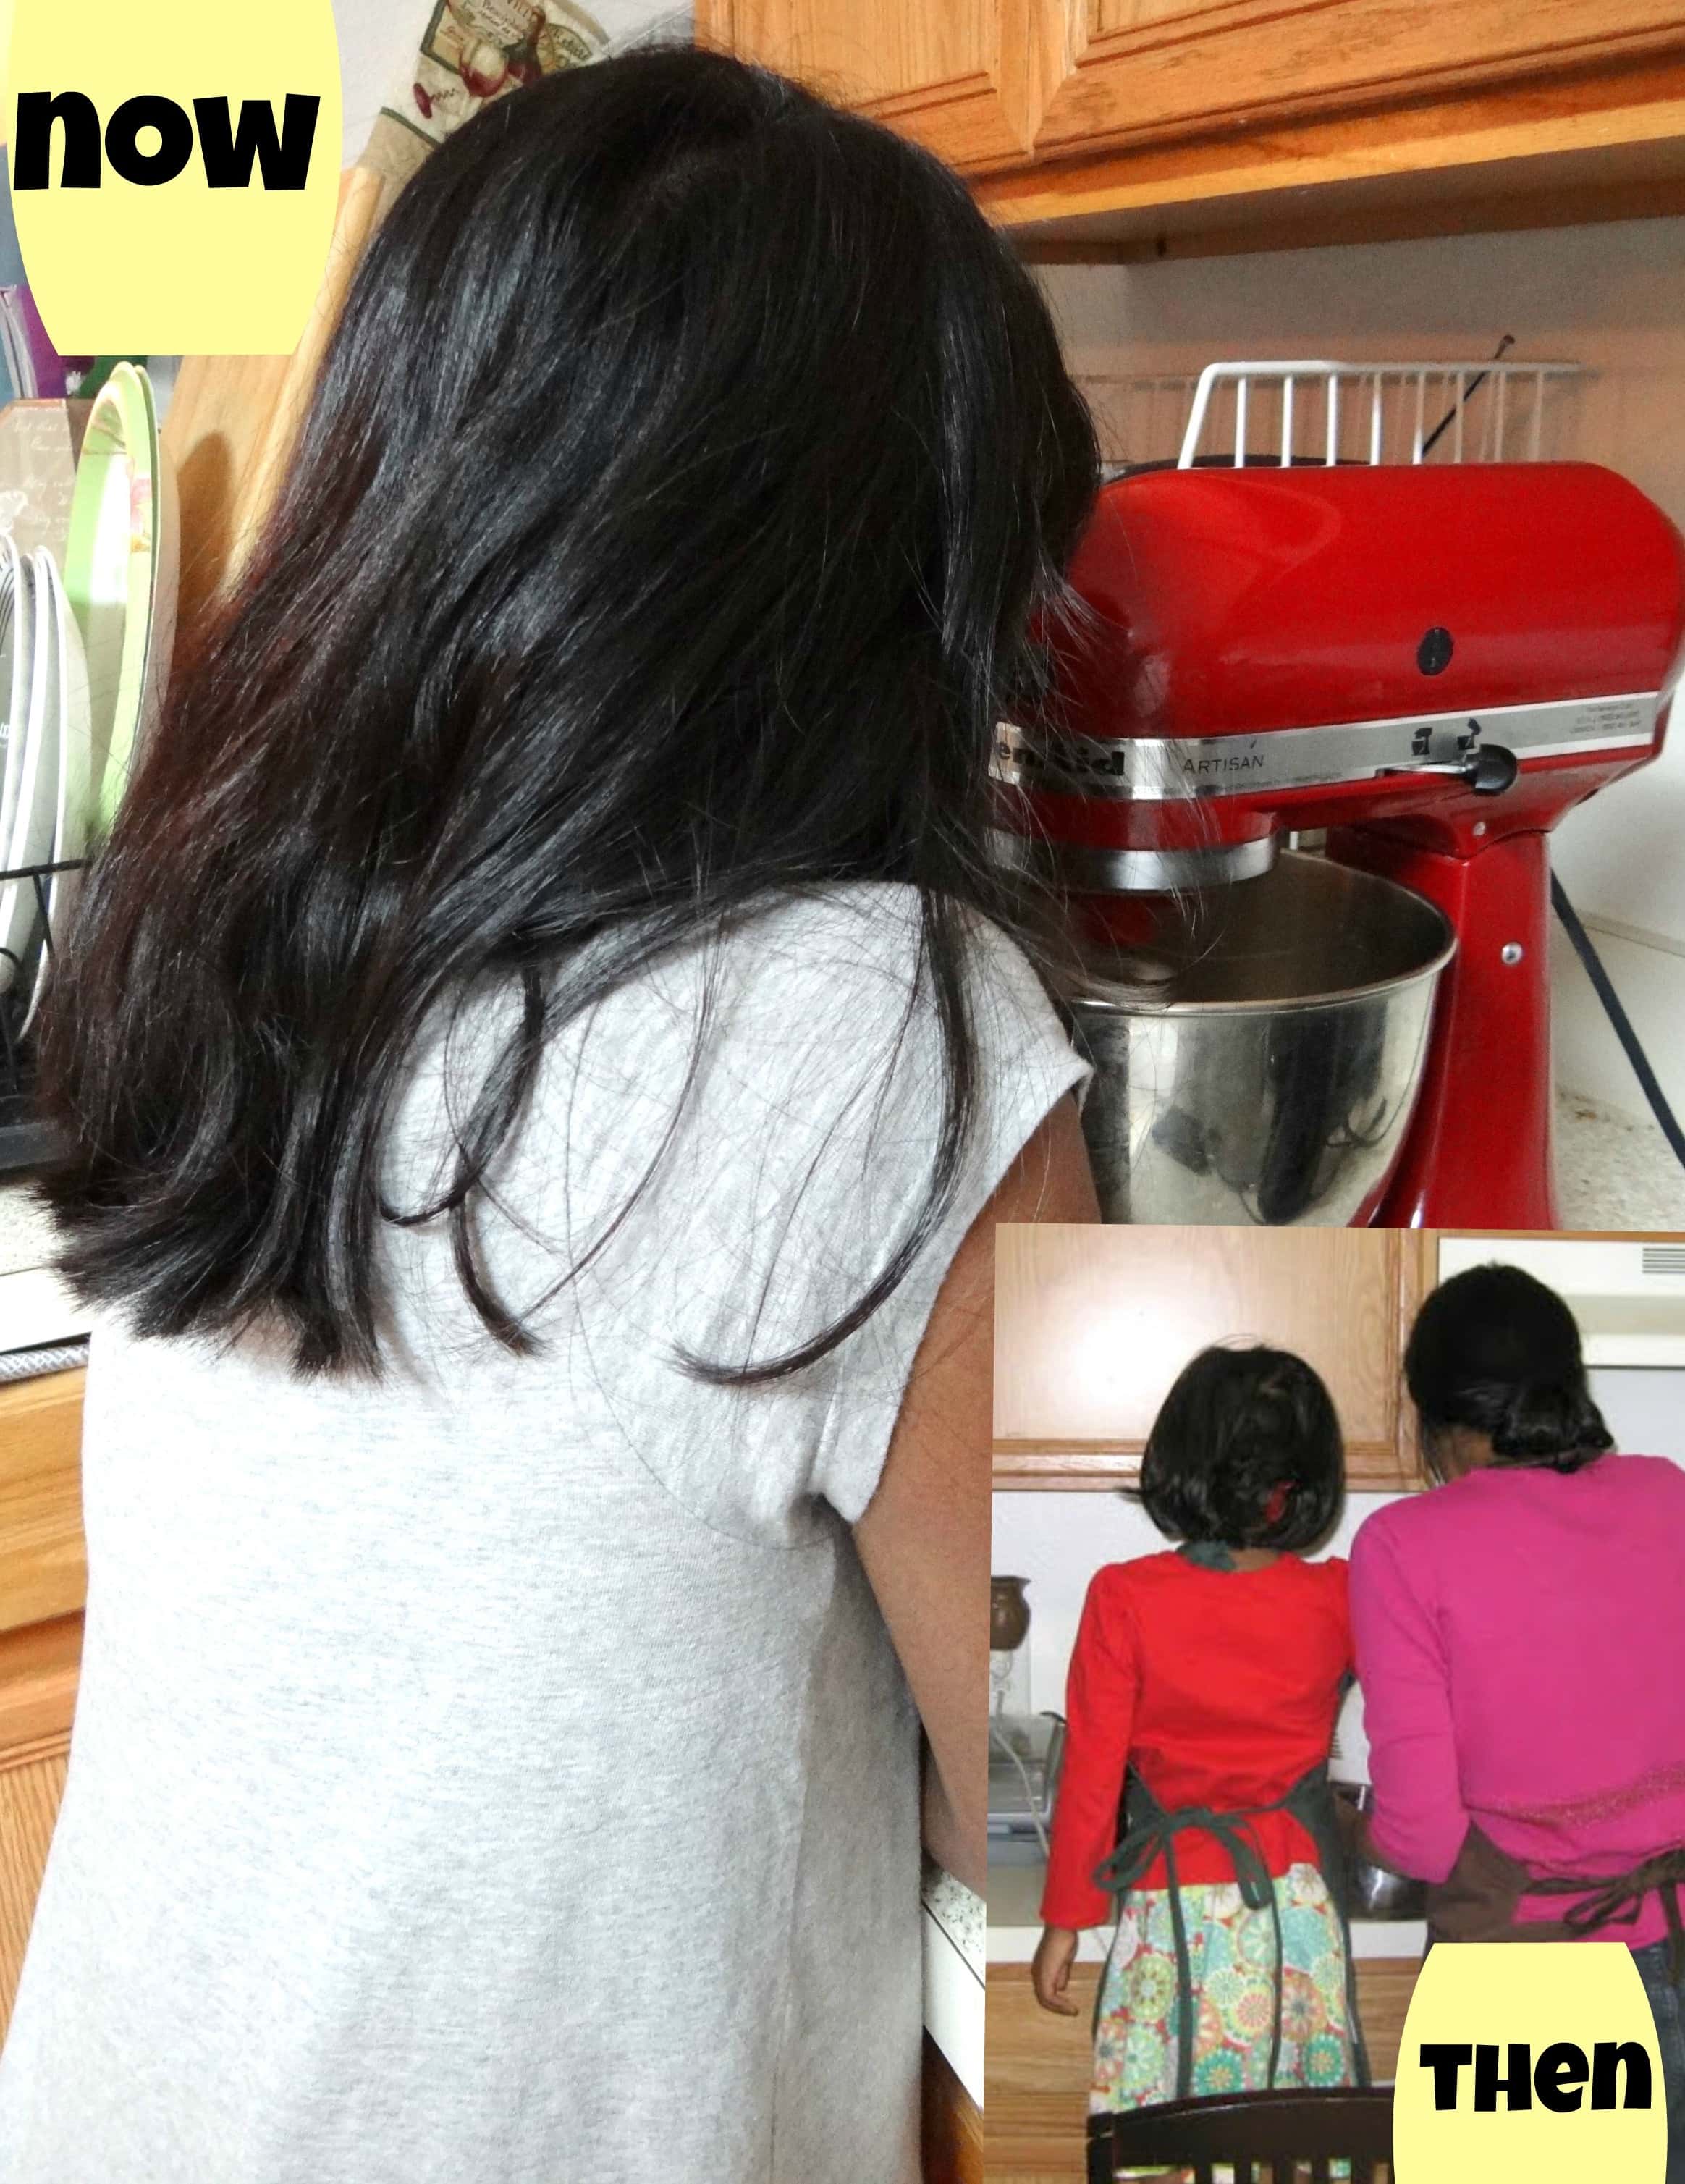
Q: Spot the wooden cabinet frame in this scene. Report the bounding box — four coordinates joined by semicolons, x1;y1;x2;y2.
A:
993;1226;1437;1492
0;1370;85;2039
696;0;1044;171
701;0;1685;258
1027;0;1685;166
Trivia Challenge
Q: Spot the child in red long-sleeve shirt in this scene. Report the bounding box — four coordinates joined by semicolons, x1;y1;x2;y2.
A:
1034;1344;1366;2129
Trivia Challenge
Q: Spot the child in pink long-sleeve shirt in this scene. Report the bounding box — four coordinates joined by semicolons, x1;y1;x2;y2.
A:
1351;1262;1685;2183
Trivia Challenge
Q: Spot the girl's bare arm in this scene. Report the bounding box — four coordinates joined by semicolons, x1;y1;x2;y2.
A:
853;1095;1098;1893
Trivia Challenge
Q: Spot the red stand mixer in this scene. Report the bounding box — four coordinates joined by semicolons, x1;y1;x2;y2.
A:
997;456;1685;1228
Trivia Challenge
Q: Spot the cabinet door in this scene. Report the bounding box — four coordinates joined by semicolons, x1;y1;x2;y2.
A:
1030;0;1685;163
0;1371;87;1636
0;1746;67;2041
993;1225;1419;1487
922;2031;984;2183
696;0;1036;171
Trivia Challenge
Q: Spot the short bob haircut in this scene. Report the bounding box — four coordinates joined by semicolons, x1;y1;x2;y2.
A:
1406;1263;1614;1480
1139;1344;1344;1553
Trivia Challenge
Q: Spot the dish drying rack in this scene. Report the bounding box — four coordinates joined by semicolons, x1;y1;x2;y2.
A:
0;856;85;1172
1082;355;1585;475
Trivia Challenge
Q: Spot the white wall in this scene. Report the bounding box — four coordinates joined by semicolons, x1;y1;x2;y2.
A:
1038;219;1685;1126
995;1364;1685;1721
332;0;435;169
1591;1363;1685;1460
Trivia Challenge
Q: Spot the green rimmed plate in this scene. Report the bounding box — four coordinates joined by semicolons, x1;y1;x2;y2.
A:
0;534;35;872
0;546;58;998
62;363;179;832
19;549;92;1034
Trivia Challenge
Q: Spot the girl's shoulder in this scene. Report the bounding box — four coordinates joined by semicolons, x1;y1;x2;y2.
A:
1597;1451;1685;1499
722;882;1063;1040
1082;1550;1179;1611
1248;1551;1349;1607
1097;1548;1188;1587
706;882;1084;1131
1102;1550;1348;1583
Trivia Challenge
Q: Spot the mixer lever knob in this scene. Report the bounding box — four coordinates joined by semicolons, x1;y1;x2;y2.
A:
1464;743;1519;796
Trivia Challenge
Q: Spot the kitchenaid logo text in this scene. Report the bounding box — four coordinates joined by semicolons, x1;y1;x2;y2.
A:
1419;2041;1652;2113
12;91;321;190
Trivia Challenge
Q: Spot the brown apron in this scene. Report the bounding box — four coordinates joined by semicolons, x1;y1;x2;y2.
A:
1425;1822;1685;1978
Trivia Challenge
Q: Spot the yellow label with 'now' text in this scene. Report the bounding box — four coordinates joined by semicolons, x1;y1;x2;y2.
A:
6;0;339;355
1394;1943;1667;2183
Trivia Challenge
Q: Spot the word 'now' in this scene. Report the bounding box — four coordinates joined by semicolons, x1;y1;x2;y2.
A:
13;94;320;191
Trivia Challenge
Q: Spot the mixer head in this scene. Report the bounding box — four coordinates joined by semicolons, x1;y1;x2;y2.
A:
995;460;1685;895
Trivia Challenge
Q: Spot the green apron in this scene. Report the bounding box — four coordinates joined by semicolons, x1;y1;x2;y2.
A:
1091;1760;1373;2101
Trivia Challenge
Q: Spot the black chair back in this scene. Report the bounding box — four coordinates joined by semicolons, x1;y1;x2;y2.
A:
1088;2086;1393;2184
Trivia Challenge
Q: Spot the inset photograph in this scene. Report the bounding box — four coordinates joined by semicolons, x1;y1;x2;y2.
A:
987;1223;1685;2183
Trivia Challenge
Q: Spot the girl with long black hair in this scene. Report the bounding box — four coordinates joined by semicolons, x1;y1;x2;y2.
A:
0;49;1099;2183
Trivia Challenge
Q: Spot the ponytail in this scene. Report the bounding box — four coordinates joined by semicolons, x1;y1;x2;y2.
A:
1405;1265;1613;1478
1490;1375;1616;1470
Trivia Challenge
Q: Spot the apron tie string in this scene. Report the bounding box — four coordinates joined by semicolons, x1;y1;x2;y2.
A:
1529;1847;1685;1982
1090;1766;1370;2101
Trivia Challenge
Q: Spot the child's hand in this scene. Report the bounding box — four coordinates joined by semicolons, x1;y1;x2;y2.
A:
1031;1923;1081;2015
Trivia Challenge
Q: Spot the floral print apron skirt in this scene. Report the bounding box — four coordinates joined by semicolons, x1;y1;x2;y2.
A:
1091;1860;1359;2113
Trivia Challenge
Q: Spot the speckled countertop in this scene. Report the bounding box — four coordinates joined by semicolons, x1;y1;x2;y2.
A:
921;1854;984;1976
921;1856;984;2104
1556;1089;1685;1230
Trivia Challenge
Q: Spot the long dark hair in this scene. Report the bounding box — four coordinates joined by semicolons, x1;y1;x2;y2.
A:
1138;1344;1345;1553
1406;1264;1614;1478
38;49;1098;1379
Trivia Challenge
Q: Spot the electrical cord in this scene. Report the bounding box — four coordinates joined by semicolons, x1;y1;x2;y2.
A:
989;1714;1055;1860
1552;872;1685;1174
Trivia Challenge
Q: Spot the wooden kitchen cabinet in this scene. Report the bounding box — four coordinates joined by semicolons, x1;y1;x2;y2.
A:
0;1745;69;2041
924;2031;984;2183
0;1370;85;2040
993;1225;1433;1490
1026;0;1685;166
695;0;1039;172
986;1956;1419;2180
698;0;1685;258
0;1371;88;1638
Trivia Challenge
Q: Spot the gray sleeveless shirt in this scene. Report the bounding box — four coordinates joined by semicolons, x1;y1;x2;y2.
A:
0;885;1084;2183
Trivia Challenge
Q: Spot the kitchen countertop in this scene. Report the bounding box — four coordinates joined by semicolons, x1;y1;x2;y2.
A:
985;1853;1425;1964
923;1857;984;2105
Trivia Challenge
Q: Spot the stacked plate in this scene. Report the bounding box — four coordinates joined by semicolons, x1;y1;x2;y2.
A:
0;537;93;1017
62;361;178;833
0;361;177;1045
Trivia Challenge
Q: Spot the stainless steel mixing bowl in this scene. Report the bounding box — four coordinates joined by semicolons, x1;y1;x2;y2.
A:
1336;1785;1429;1919
1065;853;1456;1227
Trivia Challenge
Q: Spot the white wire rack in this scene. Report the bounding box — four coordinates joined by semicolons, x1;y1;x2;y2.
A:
1078;358;1586;473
